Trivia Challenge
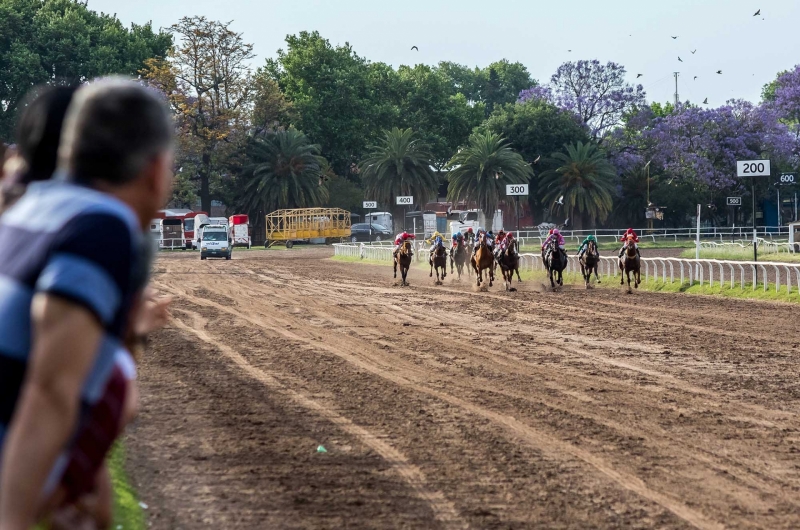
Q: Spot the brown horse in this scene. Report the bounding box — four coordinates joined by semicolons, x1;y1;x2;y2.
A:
471;232;494;288
450;238;468;279
430;239;448;284
394;240;413;286
496;238;522;291
619;236;640;292
580;239;601;289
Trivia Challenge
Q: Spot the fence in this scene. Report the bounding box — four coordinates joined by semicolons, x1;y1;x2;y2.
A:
334;243;800;294
519;253;800;294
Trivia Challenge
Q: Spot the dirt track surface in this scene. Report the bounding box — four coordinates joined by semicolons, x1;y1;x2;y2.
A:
127;247;800;529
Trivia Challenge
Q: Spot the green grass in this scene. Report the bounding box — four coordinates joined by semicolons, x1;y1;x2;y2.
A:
109;441;146;530
520;239;699;253
333;253;800;303
678;246;800;262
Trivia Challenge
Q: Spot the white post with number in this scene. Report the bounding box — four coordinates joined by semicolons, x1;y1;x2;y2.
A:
737;160;771;268
363;201;377;243
396;196;414;232
696;204;701;260
506;184;529;234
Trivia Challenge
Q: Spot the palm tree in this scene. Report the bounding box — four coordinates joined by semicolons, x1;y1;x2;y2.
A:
445;131;533;219
238;129;329;216
359;128;438;231
540;141;616;230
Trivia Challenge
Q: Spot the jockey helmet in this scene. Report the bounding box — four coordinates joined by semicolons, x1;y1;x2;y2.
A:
488;230;494;236
552;228;560;235
467;227;474;233
506;232;514;239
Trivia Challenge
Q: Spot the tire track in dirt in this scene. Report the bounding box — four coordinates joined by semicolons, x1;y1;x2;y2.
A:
170;311;467;530
158;281;725;530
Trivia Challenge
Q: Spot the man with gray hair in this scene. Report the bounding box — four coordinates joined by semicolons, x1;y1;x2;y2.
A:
0;78;173;530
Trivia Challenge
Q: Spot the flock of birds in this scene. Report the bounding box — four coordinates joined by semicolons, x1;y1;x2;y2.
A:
409;9;766;107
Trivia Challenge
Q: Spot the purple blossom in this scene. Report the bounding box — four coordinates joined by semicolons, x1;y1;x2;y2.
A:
518;60;646;140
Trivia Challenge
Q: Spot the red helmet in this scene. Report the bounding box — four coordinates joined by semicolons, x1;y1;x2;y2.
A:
549;229;554;235
467;227;474;233
506;232;514;239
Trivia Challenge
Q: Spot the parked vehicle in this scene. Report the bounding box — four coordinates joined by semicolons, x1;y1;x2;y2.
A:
209;216;228;227
229;214;251;248
364;211;393;231
200;225;232;260
160;218;185;249
349;223;392;242
184;212;210;249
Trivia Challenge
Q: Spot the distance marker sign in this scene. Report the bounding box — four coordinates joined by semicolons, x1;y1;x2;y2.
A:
778;172;797;185
726;197;742;206
736;160;771;177
506;184;529;196
362;201;377;209
396;196;414;206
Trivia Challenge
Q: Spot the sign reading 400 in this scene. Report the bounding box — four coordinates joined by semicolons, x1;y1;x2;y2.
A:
396;196;414;205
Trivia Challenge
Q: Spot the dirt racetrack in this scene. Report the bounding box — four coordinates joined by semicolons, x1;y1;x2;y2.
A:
127;247;800;529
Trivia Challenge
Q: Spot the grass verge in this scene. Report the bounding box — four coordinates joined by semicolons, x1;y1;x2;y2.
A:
332;254;800;303
109;441;146;530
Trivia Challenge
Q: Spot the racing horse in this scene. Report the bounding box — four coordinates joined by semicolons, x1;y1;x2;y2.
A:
619;235;640;292
394;240;413;286
543;236;567;289
450;238;469;279
579;240;601;288
429;237;448;284
496;238;522;291
471;232;495;288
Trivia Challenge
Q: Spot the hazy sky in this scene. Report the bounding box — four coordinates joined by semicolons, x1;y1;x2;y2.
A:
90;0;799;106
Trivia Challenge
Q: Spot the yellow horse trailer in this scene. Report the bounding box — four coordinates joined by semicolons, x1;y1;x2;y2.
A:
265;208;351;248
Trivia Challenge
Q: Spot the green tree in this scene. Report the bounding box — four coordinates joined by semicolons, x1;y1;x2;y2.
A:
238;129;329;217
436;60;534;117
359;128;438;231
446;131;533;218
0;0;171;140
266;31;399;177
142;16;255;213
540;141;616;229
396;64;484;169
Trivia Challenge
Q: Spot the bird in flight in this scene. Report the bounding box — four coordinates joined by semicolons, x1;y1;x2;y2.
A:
533;155;542;164
716;70;722;74
703;98;708;104
691;49;697;54
753;9;760;16
694;76;698;80
568;49;572;52
671;36;678;39
678;56;683;62
411;45;418;51
636;73;643;78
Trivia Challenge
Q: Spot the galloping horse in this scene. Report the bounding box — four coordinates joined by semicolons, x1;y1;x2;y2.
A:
430;237;448;284
394;240;413;286
619;235;640;292
451;238;468;279
579;240;601;288
543;237;567;289
471;232;495;288
496;238;522;291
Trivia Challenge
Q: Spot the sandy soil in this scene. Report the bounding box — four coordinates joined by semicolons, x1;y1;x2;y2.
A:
125;247;800;529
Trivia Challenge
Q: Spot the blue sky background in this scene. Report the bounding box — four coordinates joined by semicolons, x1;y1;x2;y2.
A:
91;0;799;106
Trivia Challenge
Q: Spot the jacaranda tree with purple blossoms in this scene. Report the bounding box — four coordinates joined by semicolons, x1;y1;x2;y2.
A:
518;60;646;141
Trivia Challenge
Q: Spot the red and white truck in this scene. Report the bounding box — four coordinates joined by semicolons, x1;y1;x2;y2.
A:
229;214;251;248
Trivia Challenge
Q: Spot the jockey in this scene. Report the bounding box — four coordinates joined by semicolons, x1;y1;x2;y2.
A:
577;234;599;258
542;228;566;262
493;230;507;259
486;230;496;250
618;228;640;258
464;227;476;246
427;230;445;257
451;230;465;248
393;231;415;257
504;232;518;256
473;228;486;251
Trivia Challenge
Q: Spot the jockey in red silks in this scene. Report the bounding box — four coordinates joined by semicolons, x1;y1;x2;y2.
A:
542;228;566;262
393;231;415;256
493;230;506;258
618;228;640;257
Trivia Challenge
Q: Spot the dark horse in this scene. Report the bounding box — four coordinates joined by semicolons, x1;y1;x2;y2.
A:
579;240;601;289
471;232;494;288
543;237;567;289
394;240;413;286
450;238;468;279
619;236;640;292
496;238;522;292
430;238;448;284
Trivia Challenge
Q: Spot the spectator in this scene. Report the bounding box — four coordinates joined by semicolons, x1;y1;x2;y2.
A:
0;78;174;530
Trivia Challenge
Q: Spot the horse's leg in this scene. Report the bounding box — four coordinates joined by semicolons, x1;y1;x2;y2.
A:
619;261;625;285
394;258;397;278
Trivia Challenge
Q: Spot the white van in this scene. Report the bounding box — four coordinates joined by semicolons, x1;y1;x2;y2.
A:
209;216;228;227
200;225;232;260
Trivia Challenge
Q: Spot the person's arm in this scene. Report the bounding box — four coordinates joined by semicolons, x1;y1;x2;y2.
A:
0;295;103;530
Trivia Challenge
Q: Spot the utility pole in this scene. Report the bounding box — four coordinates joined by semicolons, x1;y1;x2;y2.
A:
674;72;680;107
